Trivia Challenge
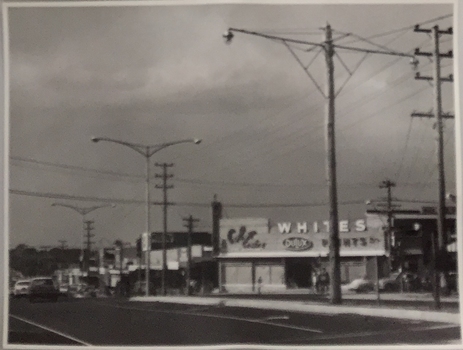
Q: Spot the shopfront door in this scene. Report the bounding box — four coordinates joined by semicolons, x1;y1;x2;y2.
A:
285;258;312;288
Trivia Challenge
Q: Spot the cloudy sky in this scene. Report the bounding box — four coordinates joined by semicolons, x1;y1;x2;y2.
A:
5;1;456;249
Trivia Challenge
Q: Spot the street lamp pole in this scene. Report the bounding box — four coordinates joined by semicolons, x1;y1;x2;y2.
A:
51;203;115;274
91;136;201;296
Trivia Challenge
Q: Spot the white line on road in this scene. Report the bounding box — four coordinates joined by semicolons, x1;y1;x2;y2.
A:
260;315;290;321
95;301;323;334
9;314;92;346
301;323;459;342
410;324;460;331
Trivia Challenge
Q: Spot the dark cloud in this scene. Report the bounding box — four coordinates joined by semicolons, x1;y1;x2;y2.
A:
6;2;455;248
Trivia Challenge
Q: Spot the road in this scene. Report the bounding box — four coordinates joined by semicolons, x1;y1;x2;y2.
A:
8;297;461;346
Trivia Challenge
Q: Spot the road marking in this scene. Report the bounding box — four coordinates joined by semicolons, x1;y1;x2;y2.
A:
95;301;323;334
300;323;460;342
9;314;92;346
411;324;460;331
260;315;290;321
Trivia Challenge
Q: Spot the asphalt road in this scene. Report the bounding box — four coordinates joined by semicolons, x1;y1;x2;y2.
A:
7;297;461;346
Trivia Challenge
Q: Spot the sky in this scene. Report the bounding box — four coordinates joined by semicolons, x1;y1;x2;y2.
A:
5;1;457;249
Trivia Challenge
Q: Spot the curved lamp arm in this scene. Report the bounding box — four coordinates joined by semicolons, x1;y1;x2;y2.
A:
51;203;116;216
91;136;201;158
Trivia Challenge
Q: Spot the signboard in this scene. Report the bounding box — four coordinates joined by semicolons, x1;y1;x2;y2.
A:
219;215;385;257
142;233;149;252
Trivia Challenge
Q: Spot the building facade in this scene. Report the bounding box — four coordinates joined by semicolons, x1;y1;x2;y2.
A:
217;214;388;293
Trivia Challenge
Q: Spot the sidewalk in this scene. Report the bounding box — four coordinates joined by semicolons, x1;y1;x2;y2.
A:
130;295;461;324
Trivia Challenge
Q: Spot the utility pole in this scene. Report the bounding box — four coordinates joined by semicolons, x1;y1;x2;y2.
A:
413;24;453;310
324;23;341;305
183;215;199;296
84;220;95;278
379;180;396;260
155;162;174;296
211;194;223;256
58;240;67;269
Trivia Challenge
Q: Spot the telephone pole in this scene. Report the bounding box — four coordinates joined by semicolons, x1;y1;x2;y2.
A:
58;240;67;269
379;180;396;255
413;24;453;310
324;24;341;304
211;194;223;256
183;215;199;296
155;162;174;296
84;220;95;277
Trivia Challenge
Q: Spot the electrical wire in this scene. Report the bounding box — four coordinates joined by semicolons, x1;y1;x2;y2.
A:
337;13;452;45
10;188;373;208
394;118;414;181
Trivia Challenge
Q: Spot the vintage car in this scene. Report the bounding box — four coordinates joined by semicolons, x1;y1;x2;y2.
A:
29;277;60;302
341;277;375;294
13;279;31;298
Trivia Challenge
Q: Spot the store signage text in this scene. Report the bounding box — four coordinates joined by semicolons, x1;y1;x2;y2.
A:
226;226;267;249
277;219;366;234
283;237;313;251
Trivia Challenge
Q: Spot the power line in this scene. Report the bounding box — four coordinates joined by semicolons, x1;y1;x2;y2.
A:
14;154;452;190
8;188;382;208
394;118;414;181
339;13;452;45
10;156;142;179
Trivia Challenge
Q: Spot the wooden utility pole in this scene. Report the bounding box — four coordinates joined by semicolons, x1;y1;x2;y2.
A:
379;180;396;258
211;194;223;256
155;162;174;296
83;220;95;277
58;240;67;269
324;23;341;305
413;24;453;310
183;215;199;296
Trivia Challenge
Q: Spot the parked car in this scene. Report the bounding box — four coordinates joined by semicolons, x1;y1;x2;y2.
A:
13;279;31;298
378;271;421;292
29;277;60;303
342;277;375;293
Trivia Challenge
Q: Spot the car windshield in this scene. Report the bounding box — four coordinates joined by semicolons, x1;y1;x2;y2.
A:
16;281;30;286
32;279;54;286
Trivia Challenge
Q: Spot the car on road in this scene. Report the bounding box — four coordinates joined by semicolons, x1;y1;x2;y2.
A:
378;272;421;292
341;277;375;293
29;277;60;303
13;279;31;298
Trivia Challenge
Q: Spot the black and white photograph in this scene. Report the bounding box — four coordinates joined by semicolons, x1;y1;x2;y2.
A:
3;0;462;348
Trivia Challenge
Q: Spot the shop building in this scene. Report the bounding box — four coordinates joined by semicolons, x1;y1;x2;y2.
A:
137;231;216;293
384;206;457;275
218;214;387;293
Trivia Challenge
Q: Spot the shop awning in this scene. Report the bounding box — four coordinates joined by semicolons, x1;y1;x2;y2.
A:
217;250;386;258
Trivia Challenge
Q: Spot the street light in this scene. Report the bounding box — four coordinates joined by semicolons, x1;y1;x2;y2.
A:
51;203;115;276
91;136;201;296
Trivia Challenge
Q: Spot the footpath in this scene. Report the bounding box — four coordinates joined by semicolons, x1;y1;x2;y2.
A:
130;292;461;325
